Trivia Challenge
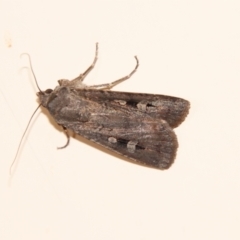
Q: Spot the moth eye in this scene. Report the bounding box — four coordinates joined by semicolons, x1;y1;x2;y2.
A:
45;89;53;94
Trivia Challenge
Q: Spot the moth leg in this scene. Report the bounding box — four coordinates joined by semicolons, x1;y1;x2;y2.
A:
89;56;139;90
57;126;70;149
71;42;99;83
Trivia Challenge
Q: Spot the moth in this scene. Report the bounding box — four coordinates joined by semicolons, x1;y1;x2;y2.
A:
20;43;190;170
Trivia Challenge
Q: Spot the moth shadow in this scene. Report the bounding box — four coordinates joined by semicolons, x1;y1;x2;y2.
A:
41;107;157;170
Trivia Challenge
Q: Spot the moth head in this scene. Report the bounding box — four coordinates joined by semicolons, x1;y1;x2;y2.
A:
37;89;53;107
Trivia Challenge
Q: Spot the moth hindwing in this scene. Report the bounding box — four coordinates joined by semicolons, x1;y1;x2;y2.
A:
37;43;190;170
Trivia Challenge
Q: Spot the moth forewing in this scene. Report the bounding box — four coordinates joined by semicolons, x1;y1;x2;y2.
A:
72;89;190;128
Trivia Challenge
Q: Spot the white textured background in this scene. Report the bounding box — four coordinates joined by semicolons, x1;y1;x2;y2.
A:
1;1;240;239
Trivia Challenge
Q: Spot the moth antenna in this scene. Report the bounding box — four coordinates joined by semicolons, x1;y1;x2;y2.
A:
20;53;43;93
10;104;41;175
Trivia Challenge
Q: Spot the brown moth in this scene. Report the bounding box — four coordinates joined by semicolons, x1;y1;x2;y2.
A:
13;43;189;172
